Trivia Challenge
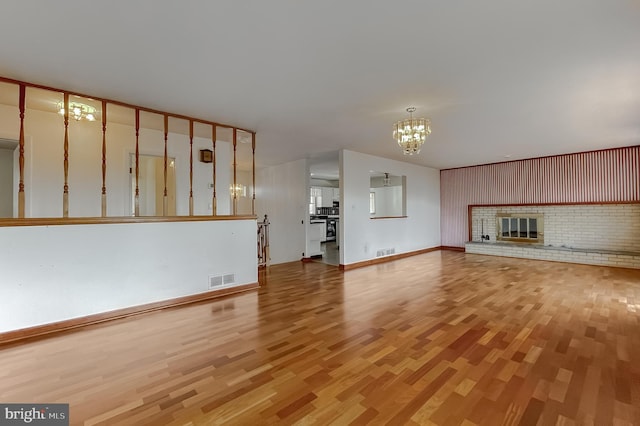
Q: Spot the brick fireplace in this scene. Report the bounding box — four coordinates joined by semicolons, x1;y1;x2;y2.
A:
465;203;640;269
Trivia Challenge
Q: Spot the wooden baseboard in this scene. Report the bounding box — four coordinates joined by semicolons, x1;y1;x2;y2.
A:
340;246;441;271
0;283;259;345
440;246;465;252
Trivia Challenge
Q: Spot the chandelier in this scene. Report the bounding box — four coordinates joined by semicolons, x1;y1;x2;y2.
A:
57;101;97;121
393;107;431;155
230;183;246;197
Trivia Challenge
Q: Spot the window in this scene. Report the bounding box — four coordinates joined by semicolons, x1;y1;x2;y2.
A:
369;192;376;215
497;214;543;243
309;187;322;215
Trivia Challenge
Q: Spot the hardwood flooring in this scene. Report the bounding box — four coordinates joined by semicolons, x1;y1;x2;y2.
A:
0;251;639;425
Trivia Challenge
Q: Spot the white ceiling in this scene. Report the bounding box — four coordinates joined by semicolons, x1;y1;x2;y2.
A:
0;1;638;170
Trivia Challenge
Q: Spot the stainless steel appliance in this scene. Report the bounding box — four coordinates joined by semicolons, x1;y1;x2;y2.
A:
326;218;336;241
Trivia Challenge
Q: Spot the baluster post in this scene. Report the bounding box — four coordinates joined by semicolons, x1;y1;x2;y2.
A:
18;85;25;218
233;128;237;215
189;120;194;216
63;93;70;217
252;132;256;215
134;109;140;216
101;100;107;217
163;114;168;216
212;125;217;216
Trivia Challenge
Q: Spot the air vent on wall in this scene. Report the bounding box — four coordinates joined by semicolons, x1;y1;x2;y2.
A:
209;274;236;290
376;248;396;257
209;275;223;289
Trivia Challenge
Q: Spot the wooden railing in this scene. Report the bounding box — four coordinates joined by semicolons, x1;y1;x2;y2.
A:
258;215;270;268
0;76;257;219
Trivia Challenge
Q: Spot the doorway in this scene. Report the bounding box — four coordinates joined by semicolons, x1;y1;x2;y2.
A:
0;139;18;218
130;154;176;216
308;151;341;266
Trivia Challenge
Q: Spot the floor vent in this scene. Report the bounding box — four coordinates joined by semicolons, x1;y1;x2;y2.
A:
223;274;235;285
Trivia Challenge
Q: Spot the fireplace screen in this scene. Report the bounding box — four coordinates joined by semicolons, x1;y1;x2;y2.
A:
496;214;543;243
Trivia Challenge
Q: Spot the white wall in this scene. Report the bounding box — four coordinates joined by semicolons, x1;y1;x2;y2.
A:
0;106;256;333
341;150;440;265
0;104;233;218
0;219;258;332
256;158;308;264
310;178;338;188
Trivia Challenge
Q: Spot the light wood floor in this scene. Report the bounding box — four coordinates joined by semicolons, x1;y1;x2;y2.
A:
1;251;639;425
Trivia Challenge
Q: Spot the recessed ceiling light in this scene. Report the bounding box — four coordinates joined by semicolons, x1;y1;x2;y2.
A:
503;154;512;158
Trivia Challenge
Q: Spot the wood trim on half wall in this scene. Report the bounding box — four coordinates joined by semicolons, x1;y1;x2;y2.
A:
0;215;257;228
0;283;259;346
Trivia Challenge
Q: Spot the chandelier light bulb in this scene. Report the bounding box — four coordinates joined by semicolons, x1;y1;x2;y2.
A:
56;101;99;122
229;183;246;198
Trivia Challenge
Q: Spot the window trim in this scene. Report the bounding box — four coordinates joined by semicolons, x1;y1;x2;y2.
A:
369;191;376;215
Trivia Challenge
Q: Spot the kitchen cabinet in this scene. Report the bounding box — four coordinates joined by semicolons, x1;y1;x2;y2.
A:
321;187;333;207
308;221;324;256
311;186;340;208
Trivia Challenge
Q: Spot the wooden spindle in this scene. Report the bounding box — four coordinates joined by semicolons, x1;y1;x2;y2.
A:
212;126;217;216
252;132;256;215
63;93;70;217
18;85;25;218
163;114;168;216
189;120;194;216
101;100;107;217
233;128;237;215
134;109;140;216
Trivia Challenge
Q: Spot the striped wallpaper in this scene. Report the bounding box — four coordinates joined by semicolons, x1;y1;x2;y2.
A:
440;146;640;248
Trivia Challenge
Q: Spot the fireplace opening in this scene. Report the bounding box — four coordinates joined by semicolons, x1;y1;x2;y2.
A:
496;214;543;244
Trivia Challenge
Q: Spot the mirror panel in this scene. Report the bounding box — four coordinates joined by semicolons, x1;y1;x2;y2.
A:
369;172;406;218
233;130;253;215
131;154;176;216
